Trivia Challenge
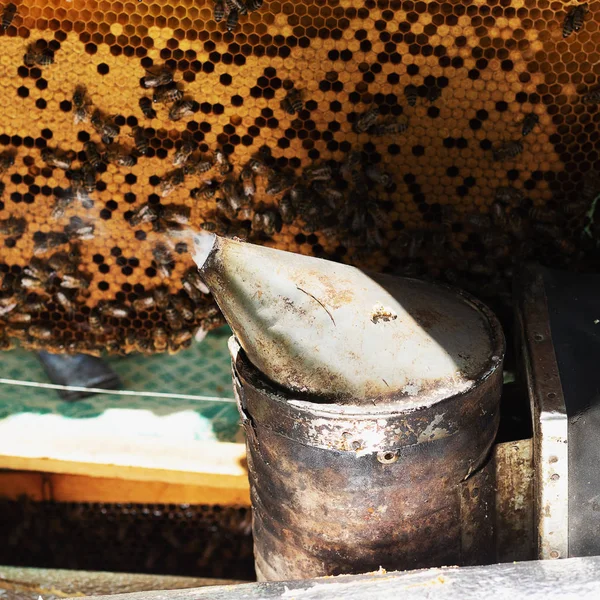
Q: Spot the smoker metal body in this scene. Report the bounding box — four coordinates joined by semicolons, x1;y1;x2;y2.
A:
229;278;505;581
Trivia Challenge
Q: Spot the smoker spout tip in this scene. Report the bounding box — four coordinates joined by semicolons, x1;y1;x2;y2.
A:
191;231;217;270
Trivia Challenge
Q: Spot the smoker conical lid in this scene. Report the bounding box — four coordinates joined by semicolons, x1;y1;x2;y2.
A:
193;234;503;408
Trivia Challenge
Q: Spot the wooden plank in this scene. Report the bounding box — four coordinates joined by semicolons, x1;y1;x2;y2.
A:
0;470;251;505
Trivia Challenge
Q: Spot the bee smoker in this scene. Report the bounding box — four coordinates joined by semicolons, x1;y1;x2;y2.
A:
193;234;505;581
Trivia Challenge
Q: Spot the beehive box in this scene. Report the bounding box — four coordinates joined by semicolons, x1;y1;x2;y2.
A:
0;0;598;355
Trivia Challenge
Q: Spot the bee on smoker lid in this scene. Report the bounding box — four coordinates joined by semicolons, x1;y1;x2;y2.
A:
173;137;196;167
131;126;149;156
0;152;14;174
1;2;16;32
353;106;379;133
152;243;175;278
106;146;136;167
240;168;256;197
493;140;523;161
0;216;26;236
142;66;173;88
582;88;600;105
368;116;409;135
129;202;158;226
153;83;183;104
404;84;418;107
41;147;72;170
213;0;225;22
139;96;157;119
521;113;539;136
281;88;303;115
157;169;185;198
563;3;588;38
169;99;196;122
91;110;119;145
226;8;239;31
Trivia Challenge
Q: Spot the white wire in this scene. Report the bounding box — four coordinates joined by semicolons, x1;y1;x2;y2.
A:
0;377;237;404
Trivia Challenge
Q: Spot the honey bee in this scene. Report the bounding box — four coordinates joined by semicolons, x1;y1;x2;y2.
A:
153;285;170;310
495;186;524;203
184;158;213;175
465;213;492;229
426;84;441;103
82;142;103;170
1;2;16;32
165;305;183;331
80;162;97;193
353;106;379;133
33;232;69;256
88;308;104;332
582;88;600;105
28;324;53;340
161;204;191;224
65;216;95;241
491;201;508;227
404;84;418;107
100;302;130;319
480;231;511;247
173;138;196;167
249;153;269;174
72;85;91;124
0;152;14;174
129;203;157;227
153;327;168;352
201;221;218;232
278;193;296;224
533;222;563;237
153;84;183;104
365;164;391;186
191;183;218;200
214;148;232;175
157;168;185;197
131;126;149;156
369;117;409;135
169;99;196;121
581;171;600;201
493;140;523;161
8;312;32;325
132;294;156;312
24;44;54;67
183;268;209;296
563;199;590;215
240;168;256;197
226;8;239;31
171;329;193;348
213;0;225;22
0;216;26;236
281;88;303;115
41;148;72;170
152;243;175;278
142;66;173;88
139;96;157;119
563;3;588;38
170;295;194;321
303;164;332;182
0;296;17;317
227;0;247;14
266;171;293;195
54;290;75;312
529;207;558;224
253;209;282;236
246;0;263;10
106;146;136;167
521;113;539;136
60;274;90;290
91;110;119;145
554;237;578;255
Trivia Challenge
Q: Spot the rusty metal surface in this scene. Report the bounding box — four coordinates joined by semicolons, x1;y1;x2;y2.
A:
231;328;504;580
515;264;568;561
494;439;535;563
199;236;502;406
